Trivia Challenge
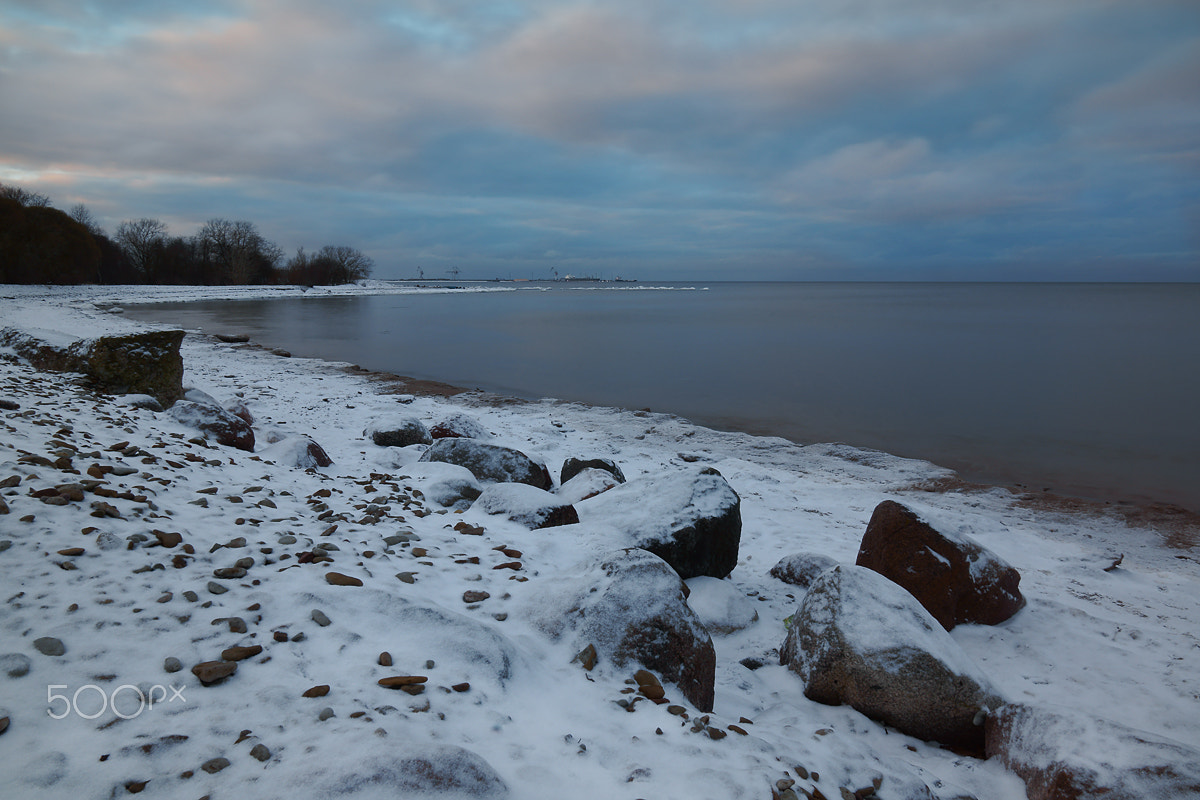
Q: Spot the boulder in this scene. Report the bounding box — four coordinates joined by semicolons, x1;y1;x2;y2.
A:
561;457;626;485
0;328;184;408
364;415;432;448
260;435;332;468
985;703;1200;800
168;401;255;451
472;483;579;529
528;548;716;711
856;500;1025;630
419;439;552;490
430;412;491;440
224;399;254;425
556;468;622;505
684;576;759;634
576;466;740;579
308;745;509;798
406;462;483;510
769;552;838;589
781;564;1002;751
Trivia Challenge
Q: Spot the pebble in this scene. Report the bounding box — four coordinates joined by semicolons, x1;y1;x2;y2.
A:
221;645;263;661
318;707;335;721
0;540;11;553
182;591;199;602
33;637;65;656
201;757;231;774
192;661;237;685
96;532;121;550
379;652;393;667
164;657;183;673
0;716;9;736
462;590;490;603
250;743;271;762
378;675;428;689
396;572;416;584
302;685;330;698
325;571;363;587
207;581;228;595
212;567;246;579
311;609;332;627
273;631;289;642
1;653;33;678
278;535;297;545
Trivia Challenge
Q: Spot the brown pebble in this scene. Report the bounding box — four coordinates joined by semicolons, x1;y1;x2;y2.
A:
221;645;263;662
0;716;9;736
124;779;148;793
324;571;363;587
192;661;237;685
57;547;85;556
728;725;748;736
273;631;288;642
377;675;428;688
378;652;393;667
302;685;330;698
462;590;489;603
492;561;522;571
451;682;470;693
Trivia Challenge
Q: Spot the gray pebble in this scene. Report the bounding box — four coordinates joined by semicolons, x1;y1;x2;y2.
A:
163;657;182;673
207;581;228;595
0;540;11;554
315;542;338;551
182;590;199;602
234;556;254;569
311;609;331;627
278;535;297;545
396;572;416;584
250;743;271;762
33;637;65;657
201;757;231;774
318;707;335;721
95;532;121;551
1;652;32;677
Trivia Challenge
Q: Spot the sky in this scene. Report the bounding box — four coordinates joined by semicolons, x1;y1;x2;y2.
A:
2;0;1198;281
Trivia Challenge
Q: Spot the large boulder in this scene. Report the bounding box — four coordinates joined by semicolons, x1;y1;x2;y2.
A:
576;466;740;579
419;439;552;490
259;435;332;468
365;415;432;448
684;576;759;634
528;548;716;711
430;412;491;440
781;564;1003;751
985;703;1200;800
561;457;625;485
556;468;622;505
769;552;838;589
405;462;483;510
1;328;184;408
856;500;1025;630
472;483;579;529
167;400;255;451
306;745;509;798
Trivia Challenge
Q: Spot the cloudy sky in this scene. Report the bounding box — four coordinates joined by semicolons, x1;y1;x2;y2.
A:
2;0;1198;280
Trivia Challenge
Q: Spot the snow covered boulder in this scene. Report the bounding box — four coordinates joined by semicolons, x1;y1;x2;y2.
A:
769;552;838;588
419;439;553;490
167;400;255;451
577;466;741;580
259;435;332;468
528;548;716;711
985;703;1200;800
406;462;483;510
365;415;433;447
304;744;509;798
560;457;626;485
781;565;1003;751
556;467;622;505
430;412;490;440
684;576;759;634
472;483;579;529
856;500;1025;630
0;327;185;408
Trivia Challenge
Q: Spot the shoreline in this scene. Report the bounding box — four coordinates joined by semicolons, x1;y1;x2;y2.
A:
2;284;1200;798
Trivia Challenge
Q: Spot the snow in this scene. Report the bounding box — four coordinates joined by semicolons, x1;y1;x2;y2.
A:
1;284;1199;800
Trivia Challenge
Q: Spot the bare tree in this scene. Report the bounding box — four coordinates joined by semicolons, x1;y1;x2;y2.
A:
116;218;168;279
195;218;282;284
316;245;374;284
69;203;104;236
0;183;51;207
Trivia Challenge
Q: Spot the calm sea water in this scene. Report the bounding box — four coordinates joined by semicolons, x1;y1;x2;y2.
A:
126;282;1200;512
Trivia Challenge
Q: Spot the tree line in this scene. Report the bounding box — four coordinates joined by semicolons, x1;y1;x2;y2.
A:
0;182;373;286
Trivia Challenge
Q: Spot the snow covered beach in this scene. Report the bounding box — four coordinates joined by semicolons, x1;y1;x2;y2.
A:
2;284;1199;799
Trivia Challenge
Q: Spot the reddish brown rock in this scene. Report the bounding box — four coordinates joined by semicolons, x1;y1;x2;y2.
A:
986;703;1200;799
324;571;363;587
856;500;1024;630
220;645;263;662
302;684;330;698
192;660;237;685
378;675;428;689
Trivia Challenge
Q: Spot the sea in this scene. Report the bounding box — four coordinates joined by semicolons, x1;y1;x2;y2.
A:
124;281;1200;513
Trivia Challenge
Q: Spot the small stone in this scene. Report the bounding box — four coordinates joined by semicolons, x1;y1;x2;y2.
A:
396;572;416;584
667;705;687;716
462;590;490;603
234;556;254;569
572;643;598;671
207;581;228;595
325;571;363;587
33;637;66;656
221;645;262;662
377;675;428;689
192;660;237;685
225;617;247;634
278;534;297;545
0;540;11;552
318;707;335;721
0;717;10;736
213;567;246;579
302;685;330;698
164;657;183;673
201;757;230;774
153;531;183;548
452;682;470;693
273;631;288;642
57;547;85;556
707;726;727;740
1;653;33;677
156;593;172;604
311;609;331;627
182;591;198;602
378;652;393;667
249;743;271;762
